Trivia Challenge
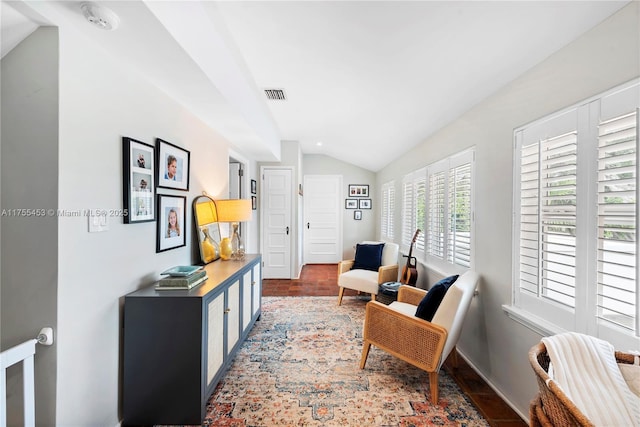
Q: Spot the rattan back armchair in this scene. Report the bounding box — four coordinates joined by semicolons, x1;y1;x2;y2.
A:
528;341;636;426
360;270;479;403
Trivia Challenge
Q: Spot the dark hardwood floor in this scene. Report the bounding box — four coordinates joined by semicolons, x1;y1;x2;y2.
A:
262;263;528;427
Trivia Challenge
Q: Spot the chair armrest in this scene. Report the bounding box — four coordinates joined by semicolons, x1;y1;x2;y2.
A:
377;264;398;284
363;301;447;372
398;285;427;305
338;260;355;274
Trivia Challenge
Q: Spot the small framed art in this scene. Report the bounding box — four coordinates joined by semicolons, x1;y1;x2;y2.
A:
345;199;358;209
251;179;257;194
359;199;372;209
157;194;187;253
354;210;362;220
252;196;257;210
122;137;155;224
348;184;369;197
156;138;190;191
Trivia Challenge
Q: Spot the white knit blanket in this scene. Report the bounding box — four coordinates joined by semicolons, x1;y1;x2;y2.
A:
541;332;640;427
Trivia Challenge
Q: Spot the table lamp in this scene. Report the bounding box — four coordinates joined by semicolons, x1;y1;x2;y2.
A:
216;199;252;260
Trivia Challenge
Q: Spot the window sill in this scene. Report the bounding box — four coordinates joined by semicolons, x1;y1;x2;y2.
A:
502;304;566;337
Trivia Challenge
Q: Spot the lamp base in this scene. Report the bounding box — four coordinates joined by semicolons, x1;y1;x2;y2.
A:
230;223;245;261
220;237;233;261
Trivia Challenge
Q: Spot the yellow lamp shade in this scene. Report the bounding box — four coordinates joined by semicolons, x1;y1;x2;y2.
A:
216;199;252;223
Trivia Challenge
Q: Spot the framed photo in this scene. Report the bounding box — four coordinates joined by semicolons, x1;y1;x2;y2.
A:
122;137;155;224
359;199;372;209
345;199;358;209
251;196;257;210
156;138;190;191
354;210;362;220
251;179;257;195
156;195;187;253
348;184;369;197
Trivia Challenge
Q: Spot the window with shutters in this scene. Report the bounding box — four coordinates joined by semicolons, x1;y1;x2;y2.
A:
381;181;395;241
401;169;426;257
401;149;475;272
512;79;639;348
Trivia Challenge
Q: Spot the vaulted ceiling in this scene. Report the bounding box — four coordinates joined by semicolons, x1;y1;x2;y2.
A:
1;1;630;171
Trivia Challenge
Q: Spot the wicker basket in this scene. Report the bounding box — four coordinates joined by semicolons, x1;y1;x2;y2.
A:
528;342;636;427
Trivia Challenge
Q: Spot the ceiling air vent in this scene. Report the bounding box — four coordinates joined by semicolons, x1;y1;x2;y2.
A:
264;88;287;101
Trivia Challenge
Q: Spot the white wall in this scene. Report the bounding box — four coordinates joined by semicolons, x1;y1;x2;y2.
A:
303;154;376;258
1;26;59;426
377;2;640;417
53;25;232;425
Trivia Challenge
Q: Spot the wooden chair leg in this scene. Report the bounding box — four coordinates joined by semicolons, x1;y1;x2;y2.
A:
337;287;345;306
429;372;439;403
371;293;376;301
360;341;371;369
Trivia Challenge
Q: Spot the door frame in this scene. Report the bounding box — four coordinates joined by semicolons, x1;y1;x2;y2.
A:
259;166;296;279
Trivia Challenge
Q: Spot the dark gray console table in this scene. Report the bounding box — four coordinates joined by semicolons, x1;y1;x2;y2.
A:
122;254;262;426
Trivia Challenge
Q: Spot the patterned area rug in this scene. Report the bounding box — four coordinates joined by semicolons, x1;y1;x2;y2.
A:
203;296;488;426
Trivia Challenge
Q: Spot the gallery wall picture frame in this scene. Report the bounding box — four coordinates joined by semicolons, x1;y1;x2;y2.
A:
122;136;155;224
251;179;257;195
345;199;358;209
359;199;372;209
251;196;257;210
348;184;369;198
156;138;190;191
354;210;362;220
156;194;187;253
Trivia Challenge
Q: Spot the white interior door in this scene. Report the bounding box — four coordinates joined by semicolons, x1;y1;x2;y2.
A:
261;169;292;278
303;175;342;264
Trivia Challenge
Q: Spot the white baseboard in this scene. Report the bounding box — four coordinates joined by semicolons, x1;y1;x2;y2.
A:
455;349;528;422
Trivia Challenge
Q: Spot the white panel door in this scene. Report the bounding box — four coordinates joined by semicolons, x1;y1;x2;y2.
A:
262;169;292;278
303;175;342;263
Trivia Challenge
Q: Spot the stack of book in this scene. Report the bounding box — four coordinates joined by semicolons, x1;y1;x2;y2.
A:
155;267;208;291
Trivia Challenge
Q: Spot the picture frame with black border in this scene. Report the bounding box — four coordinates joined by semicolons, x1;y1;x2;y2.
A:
156;138;190;191
348;184;369;197
122;136;155;224
345;199;358;209
156;194;187;253
251;196;257;210
251;179;257;194
354;210;362;220
359;199;372;209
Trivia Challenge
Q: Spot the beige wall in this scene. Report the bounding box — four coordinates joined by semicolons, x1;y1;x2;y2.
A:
377;2;640;417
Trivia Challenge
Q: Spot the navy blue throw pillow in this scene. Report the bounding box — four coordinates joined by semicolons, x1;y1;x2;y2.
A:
352;243;385;272
415;275;459;321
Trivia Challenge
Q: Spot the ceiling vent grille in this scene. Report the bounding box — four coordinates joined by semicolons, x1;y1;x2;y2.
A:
264;88;287;101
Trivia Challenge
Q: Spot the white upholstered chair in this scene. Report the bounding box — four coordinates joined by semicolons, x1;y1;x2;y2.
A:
360;270;479;403
337;241;399;306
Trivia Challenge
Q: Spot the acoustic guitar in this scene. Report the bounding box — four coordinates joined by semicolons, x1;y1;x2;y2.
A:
400;229;421;286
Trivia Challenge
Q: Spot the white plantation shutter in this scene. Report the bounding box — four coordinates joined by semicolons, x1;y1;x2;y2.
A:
381;181;395;240
415;176;426;253
401;177;414;247
448;161;472;267
597;111;638;332
519;142;540;296
540;132;578;308
427;170;445;259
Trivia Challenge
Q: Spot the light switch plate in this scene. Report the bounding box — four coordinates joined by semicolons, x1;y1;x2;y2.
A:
88;212;108;232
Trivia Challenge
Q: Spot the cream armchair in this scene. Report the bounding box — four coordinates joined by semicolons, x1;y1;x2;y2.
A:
360;270;479;403
337;241;399;306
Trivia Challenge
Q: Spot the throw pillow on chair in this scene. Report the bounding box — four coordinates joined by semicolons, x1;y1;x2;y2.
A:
415;275;459;321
